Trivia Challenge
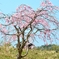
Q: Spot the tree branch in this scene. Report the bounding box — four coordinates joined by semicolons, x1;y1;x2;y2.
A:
21;47;29;58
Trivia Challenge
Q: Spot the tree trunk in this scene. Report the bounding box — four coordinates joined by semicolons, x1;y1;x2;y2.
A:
17;50;22;59
17;54;22;59
17;45;22;59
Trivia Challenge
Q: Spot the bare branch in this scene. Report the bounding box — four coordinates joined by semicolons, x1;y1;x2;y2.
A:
21;47;29;58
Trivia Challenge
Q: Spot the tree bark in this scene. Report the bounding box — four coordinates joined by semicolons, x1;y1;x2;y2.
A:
17;36;22;59
17;52;22;59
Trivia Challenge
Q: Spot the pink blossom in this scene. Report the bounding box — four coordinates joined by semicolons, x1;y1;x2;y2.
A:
30;34;34;37
5;42;10;44
38;19;49;28
44;29;51;35
0;0;59;47
41;2;46;7
11;35;17;41
43;39;46;42
2;28;8;33
48;0;53;6
0;12;3;14
5;17;10;23
0;24;2;28
37;11;48;16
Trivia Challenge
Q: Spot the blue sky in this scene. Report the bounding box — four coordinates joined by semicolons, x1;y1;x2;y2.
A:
0;0;59;46
0;0;59;14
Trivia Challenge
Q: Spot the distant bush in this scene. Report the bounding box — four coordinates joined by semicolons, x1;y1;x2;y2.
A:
36;44;59;51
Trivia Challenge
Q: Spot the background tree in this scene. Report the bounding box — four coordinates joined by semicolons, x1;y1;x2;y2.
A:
0;0;59;59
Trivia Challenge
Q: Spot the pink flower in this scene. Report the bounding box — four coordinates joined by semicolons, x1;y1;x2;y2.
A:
39;19;49;28
0;24;2;28
41;2;46;7
2;28;8;33
12;35;17;41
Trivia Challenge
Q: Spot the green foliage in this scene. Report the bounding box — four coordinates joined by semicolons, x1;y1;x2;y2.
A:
0;44;59;59
37;44;59;51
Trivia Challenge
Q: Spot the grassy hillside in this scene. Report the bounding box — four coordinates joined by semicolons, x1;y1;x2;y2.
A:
0;45;59;59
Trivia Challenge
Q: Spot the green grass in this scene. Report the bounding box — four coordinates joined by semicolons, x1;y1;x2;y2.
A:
0;46;59;59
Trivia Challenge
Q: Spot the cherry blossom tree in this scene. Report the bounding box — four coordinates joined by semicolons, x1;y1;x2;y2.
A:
0;0;59;59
